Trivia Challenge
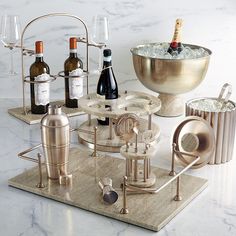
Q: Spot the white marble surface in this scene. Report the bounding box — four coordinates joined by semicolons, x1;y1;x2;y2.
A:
0;0;236;235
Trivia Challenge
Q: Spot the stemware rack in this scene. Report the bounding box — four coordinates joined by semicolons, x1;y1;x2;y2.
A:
7;13;103;124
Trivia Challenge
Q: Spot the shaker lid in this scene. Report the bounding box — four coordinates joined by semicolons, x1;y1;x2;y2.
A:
173;116;215;169
41;104;69;128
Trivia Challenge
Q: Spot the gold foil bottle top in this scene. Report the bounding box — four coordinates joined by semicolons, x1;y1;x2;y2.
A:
171;18;183;43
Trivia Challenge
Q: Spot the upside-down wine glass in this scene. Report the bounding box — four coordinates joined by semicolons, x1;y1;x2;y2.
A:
91;15;109;74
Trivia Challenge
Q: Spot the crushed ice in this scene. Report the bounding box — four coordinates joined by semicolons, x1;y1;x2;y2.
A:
135;43;209;59
188;98;234;112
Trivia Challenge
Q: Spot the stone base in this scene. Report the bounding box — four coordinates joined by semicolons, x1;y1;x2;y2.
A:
156;93;184;117
8;147;207;232
8;100;84;124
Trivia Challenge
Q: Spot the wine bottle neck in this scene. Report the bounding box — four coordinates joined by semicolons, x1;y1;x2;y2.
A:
171;19;182;44
103;56;112;67
69;49;78;58
35;54;43;62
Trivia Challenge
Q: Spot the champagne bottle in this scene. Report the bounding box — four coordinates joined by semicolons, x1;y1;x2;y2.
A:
30;41;50;114
97;49;118;125
64;37;83;108
167;19;183;55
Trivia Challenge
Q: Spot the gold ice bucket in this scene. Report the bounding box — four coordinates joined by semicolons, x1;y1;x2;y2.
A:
131;43;212;117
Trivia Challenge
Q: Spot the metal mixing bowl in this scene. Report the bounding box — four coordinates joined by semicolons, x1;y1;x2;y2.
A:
131;43;212;116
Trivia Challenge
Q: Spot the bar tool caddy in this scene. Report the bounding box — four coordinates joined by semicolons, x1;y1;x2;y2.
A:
7;13;102;124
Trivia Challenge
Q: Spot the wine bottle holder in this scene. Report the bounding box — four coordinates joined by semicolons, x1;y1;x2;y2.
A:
24;75;57;84
7;13;103;124
57;70;89;79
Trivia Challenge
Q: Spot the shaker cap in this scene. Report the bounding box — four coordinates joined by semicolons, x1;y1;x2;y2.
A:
41;104;69;128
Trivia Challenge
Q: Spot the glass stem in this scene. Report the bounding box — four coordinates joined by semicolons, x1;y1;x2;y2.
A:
98;48;103;72
10;48;14;74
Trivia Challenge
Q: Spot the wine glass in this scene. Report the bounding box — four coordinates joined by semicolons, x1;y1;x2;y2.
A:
91;15;109;74
1;15;21;75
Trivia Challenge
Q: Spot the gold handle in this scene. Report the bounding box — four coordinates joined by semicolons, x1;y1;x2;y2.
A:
18;144;42;163
18;144;45;188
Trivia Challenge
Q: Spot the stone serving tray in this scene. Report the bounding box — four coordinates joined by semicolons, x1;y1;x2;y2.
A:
8;100;84;124
8;148;207;232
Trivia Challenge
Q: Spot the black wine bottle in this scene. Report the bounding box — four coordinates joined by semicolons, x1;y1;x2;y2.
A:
30;41;50;114
64;37;83;108
97;49;118;125
167;19;183;55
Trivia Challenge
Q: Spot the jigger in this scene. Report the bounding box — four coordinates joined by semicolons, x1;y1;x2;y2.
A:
41;105;70;179
98;177;118;204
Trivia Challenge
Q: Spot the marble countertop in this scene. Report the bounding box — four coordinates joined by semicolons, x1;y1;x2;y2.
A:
0;97;236;236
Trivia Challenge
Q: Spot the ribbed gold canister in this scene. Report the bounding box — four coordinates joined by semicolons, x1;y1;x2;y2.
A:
186;98;236;164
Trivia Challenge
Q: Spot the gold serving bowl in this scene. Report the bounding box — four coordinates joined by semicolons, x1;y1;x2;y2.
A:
131;43;212;116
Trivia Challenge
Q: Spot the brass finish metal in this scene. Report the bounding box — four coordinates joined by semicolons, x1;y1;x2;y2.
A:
148;114;152;130
19;13;90;116
186;83;236;164
18;144;42;163
131;43;211;94
109;118;113;140
173;116;215;168
174;176;182;201
93;126;98;158
18;144;46;188
131;43;211;117
120;144;157;188
88;114;92;126
59;174;73;186
78;117;160;153
36;153;45;188
120;176;129;214
169;143;177;176
98;177;118;205
41;105;70;179
120;156;200;214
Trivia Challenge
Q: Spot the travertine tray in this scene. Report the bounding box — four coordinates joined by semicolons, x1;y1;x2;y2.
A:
8;100;84;124
8;148;207;232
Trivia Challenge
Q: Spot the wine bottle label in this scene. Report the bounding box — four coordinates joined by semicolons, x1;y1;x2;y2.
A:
34;73;50;106
69;68;83;99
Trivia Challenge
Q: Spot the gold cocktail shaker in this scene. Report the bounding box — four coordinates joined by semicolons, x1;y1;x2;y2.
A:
41;105;70;179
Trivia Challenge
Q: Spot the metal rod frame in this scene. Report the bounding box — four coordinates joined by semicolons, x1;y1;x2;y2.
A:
20;13;91;115
120;156;200;214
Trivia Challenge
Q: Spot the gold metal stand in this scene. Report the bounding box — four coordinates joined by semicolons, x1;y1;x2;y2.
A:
120;156;200;214
8;13;103;123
